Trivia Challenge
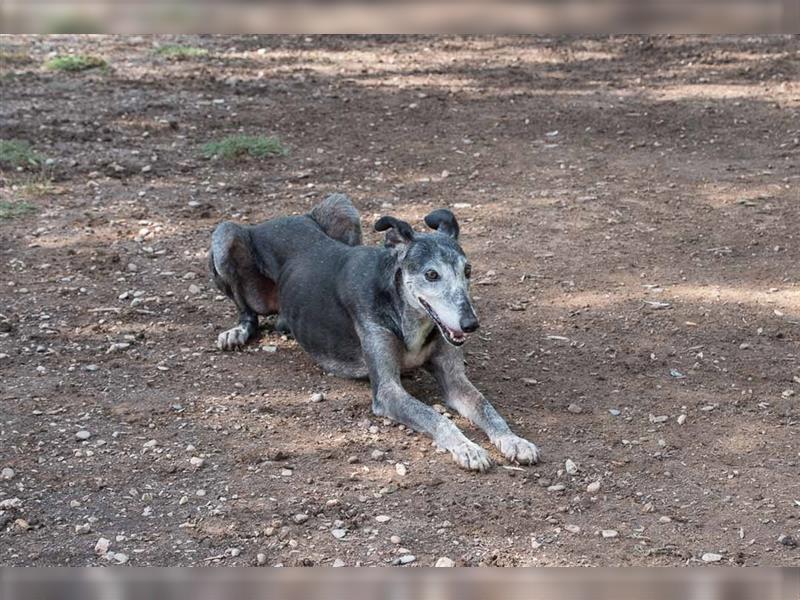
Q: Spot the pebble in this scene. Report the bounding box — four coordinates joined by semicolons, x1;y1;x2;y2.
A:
76;430;91;441
75;523;92;534
143;439;158;448
677;414;687;425
332;558;346;568
189;456;205;468
188;284;201;295
375;515;391;523
395;463;407;476
608;409;621;416
1;467;15;480
113;553;129;564
396;555;416;565
310;392;325;402
547;484;566;492
564;524;581;534
15;518;30;530
95;537;111;555
256;553;267;566
659;516;672;523
371;449;386;461
701;552;723;563
331;528;347;539
586;481;601;494
293;513;309;524
565;459;578;475
778;534;797;547
390;535;401;544
601;529;619;539
347;456;360;464
229;548;241;557
435;557;455;567
567;403;583;414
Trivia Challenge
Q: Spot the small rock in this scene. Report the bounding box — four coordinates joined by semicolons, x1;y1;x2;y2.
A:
608;409;621;416
435;557;455;567
347;456;360;464
701;552;723;563
677;414;687;425
256;553;267;565
189;456;205;468
601;529;619;539
188;284;201;295
565;459;578;475
375;515;391;523
331;528;347;539
332;558;346;568
398;555;416;565
229;548;241;557
567;403;583;414
778;534;797;547
395;463;407;476
586;481;601;494
564;524;581;534
1;467;15;480
310;392;325;402
371;449;386;461
649;414;669;424
293;513;309;524
95;537;111;555
390;535;401;544
75;523;92;535
143;439;158;448
14;518;30;530
659;516;672;523
113;553;129;564
75;430;91;441
547;484;566;492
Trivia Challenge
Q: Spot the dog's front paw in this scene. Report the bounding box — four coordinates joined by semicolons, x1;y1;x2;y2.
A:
495;434;540;465
448;440;493;472
216;326;251;351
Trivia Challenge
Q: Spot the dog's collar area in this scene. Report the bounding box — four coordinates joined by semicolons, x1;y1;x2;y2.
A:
418;297;466;347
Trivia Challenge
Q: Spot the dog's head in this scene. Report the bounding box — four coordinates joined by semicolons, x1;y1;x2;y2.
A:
375;209;478;347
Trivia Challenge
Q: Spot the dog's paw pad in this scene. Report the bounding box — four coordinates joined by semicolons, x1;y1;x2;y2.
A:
216;326;250;351
449;441;492;472
495;434;540;465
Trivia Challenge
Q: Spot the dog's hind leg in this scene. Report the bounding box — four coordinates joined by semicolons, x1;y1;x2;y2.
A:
210;221;279;350
309;193;362;246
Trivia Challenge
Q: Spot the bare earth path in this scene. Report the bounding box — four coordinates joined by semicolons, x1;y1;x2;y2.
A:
1;35;799;566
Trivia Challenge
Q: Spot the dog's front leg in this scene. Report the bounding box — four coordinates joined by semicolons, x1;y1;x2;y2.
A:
428;344;540;464
362;327;492;472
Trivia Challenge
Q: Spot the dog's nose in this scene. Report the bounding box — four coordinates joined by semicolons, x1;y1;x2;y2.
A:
460;314;479;333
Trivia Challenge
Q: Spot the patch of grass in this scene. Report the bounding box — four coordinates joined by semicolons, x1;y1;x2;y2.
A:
0;140;42;169
202;135;288;160
0;200;37;220
155;45;209;60
45;54;107;72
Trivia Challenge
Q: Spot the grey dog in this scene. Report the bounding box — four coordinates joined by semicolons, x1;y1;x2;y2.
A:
209;194;539;470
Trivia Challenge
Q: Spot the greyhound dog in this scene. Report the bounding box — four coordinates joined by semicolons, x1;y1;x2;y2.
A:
209;194;539;470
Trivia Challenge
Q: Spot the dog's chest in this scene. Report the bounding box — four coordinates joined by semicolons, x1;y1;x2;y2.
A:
401;326;437;370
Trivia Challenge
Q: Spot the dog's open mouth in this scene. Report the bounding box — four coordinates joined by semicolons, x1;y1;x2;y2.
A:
418;298;467;346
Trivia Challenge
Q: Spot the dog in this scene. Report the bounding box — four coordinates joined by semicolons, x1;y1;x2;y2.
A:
209;194;539;470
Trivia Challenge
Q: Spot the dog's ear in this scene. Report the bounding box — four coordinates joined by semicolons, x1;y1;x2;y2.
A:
375;216;415;248
424;209;460;239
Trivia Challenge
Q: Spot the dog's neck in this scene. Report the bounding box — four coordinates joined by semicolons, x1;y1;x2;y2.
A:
392;265;436;352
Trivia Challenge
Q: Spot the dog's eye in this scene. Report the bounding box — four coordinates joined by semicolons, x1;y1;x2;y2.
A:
424;269;440;282
464;264;472;279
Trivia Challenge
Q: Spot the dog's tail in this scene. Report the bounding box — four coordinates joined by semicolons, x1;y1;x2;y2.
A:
309;193;362;247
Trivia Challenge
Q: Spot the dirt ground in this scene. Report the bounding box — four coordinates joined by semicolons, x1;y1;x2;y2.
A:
1;35;799;567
